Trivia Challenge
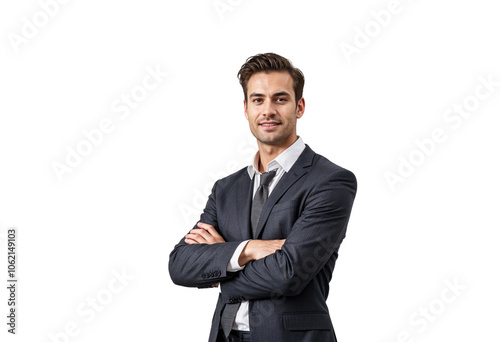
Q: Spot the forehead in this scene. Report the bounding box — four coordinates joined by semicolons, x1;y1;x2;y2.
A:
247;71;294;94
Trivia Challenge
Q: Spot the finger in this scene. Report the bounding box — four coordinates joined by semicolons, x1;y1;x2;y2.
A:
184;238;199;244
186;232;207;244
197;222;215;231
196;223;225;243
202;225;221;238
190;228;214;243
197;223;224;240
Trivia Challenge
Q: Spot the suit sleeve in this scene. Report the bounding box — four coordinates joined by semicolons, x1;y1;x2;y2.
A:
168;181;242;288
220;169;357;302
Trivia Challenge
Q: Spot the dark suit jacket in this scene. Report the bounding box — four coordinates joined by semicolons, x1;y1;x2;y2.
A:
169;145;357;342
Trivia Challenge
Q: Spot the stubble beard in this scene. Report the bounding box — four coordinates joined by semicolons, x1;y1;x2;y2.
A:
251;122;296;147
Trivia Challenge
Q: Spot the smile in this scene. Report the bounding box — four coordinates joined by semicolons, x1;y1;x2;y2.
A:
259;122;280;127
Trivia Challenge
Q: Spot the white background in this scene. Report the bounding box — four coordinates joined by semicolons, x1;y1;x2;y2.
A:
1;0;499;341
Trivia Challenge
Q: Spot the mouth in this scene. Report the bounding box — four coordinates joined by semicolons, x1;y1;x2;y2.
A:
259;121;281;128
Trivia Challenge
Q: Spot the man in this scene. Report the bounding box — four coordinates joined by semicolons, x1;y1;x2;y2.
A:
169;53;357;342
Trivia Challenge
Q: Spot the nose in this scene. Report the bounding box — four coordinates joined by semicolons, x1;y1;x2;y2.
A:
262;100;276;117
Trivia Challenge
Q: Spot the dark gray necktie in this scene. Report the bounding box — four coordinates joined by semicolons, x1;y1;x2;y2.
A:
221;169;277;337
251;169;277;238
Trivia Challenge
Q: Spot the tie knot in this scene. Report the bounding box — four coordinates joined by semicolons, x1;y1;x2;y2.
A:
260;170;277;187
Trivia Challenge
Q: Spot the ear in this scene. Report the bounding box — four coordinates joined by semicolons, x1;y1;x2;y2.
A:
296;97;305;119
244;100;249;120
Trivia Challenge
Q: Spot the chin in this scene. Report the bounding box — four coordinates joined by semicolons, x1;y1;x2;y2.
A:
257;136;286;146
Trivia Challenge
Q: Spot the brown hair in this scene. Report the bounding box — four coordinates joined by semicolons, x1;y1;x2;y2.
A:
237;53;305;105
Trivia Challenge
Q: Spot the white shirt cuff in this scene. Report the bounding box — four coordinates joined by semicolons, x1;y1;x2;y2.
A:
227;240;250;272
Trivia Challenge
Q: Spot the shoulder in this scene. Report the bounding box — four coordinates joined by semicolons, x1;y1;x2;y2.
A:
213;166;249;191
308;147;357;189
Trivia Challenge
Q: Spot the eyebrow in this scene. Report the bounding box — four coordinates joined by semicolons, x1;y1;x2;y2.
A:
249;91;292;98
273;91;291;98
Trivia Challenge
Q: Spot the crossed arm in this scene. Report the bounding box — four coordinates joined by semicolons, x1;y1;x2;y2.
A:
169;169;356;301
185;222;285;267
168;179;288;289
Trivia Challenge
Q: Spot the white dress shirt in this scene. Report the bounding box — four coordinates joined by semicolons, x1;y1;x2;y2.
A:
225;137;306;331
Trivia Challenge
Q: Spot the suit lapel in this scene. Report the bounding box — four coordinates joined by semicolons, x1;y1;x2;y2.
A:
254;145;315;239
235;172;254;240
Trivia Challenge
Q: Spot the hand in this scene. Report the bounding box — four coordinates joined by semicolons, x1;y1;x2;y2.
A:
238;239;286;266
185;222;226;245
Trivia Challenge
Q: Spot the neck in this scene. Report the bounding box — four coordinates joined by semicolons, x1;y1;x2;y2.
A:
256;136;298;173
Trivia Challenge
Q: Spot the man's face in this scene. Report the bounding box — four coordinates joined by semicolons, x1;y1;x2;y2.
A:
244;71;305;148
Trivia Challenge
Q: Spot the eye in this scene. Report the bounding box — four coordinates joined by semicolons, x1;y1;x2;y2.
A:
276;98;287;103
253;98;263;103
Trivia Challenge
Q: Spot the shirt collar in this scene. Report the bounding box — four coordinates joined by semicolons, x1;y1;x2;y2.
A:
247;137;306;178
